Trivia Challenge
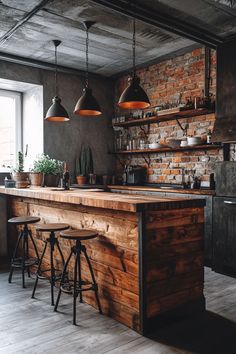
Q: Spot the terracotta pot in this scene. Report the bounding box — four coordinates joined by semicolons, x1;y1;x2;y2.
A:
43;174;60;187
29;172;43;186
15;181;29;189
12;172;29;182
76;176;87;185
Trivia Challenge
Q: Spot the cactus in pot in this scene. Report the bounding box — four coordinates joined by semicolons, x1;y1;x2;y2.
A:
75;145;93;185
12;152;29;188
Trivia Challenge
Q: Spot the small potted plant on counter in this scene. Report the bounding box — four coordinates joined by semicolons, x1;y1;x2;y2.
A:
29;155;44;186
12;152;29;188
30;154;63;187
75;145;93;185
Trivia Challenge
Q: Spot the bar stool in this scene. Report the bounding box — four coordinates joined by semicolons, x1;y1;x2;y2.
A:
8;216;40;288
32;223;69;306
54;229;102;325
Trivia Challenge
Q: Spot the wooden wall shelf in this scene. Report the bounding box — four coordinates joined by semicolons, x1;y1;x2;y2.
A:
113;108;215;128
111;144;222;155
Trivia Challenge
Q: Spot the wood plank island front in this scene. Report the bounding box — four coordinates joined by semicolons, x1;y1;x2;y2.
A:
0;187;206;334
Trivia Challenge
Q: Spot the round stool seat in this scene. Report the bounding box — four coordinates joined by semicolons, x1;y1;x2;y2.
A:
8;216;40;225
60;229;98;240
36;223;70;232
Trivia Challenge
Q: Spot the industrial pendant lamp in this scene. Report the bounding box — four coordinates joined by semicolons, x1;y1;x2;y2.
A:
45;40;70;122
74;21;102;116
118;19;150;109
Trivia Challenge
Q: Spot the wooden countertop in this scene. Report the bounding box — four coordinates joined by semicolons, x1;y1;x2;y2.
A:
0;186;205;213
108;185;215;196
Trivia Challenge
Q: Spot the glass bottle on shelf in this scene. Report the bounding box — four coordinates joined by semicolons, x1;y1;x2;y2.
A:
139;138;145;150
115;131;122;151
138;130;146;150
132;136;137;150
126;133;131;150
207;130;212;144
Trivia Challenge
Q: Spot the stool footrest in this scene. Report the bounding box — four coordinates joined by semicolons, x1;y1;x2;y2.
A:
11;257;38;268
37;268;62;281
60;280;95;294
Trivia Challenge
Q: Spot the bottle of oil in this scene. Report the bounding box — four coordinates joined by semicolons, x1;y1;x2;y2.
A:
207;130;212;144
62;161;70;190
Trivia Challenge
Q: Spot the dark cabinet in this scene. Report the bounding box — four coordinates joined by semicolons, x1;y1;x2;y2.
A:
213;197;236;275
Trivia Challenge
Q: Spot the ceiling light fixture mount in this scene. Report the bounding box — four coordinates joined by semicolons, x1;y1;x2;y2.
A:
118;18;150;110
74;21;102;116
45;40;70;122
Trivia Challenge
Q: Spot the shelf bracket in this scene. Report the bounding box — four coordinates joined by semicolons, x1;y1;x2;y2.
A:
176;118;188;135
139;124;150;138
142;153;151;167
114;153;130;167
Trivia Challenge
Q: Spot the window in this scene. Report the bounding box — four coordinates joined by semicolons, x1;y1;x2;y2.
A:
0;90;22;172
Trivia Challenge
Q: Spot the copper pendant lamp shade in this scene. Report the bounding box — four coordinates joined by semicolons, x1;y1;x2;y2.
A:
74;21;102;116
118;76;150;109
45;40;69;122
118;19;150;110
45;96;70;122
74;88;101;116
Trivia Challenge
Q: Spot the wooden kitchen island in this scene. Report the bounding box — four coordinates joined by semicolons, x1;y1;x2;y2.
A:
0;187;205;335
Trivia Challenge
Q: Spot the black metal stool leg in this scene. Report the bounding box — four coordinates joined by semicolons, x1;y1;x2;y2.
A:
82;245;102;314
8;231;23;283
29;229;40;261
73;248;78;325
50;232;55;306
21;231;26;288
56;239;65;266
77;246;83;303
54;249;73;312
25;232;31;278
32;240;47;299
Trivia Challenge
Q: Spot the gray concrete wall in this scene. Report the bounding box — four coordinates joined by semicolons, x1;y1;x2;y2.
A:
0;60;115;180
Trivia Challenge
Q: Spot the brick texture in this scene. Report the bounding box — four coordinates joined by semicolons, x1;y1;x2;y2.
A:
114;47;223;186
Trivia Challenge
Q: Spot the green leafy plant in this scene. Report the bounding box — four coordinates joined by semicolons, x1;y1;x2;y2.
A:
75;146;93;177
31;154;63;175
14;152;24;173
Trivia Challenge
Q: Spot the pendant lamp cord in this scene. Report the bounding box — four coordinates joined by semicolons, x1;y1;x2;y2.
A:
86;26;89;88
132;18;136;78
54;43;58;97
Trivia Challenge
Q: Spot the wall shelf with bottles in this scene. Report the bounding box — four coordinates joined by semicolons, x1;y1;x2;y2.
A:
111;144;222;155
112;108;215;128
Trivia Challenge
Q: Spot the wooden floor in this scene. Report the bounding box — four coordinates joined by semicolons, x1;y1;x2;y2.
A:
0;267;236;354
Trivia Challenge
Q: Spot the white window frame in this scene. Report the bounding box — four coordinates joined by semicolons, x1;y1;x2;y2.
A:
0;89;22;172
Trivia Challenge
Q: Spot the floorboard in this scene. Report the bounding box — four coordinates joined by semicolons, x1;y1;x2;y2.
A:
0;266;235;354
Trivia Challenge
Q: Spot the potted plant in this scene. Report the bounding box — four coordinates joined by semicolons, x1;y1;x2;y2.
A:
29;156;44;186
12;152;29;188
30;154;63;187
75;146;93;185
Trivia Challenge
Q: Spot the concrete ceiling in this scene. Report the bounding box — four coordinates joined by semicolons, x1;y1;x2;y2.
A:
0;0;235;77
139;0;236;37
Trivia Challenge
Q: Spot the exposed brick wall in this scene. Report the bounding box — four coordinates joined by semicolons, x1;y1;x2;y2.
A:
114;47;223;186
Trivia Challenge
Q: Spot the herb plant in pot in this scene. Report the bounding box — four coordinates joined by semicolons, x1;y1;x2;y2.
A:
12;152;29;188
30;154;63;187
29;156;44;186
75;146;93;185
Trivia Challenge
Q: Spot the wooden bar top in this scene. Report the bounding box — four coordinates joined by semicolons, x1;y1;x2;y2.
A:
0;186;205;213
108;185;215;196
